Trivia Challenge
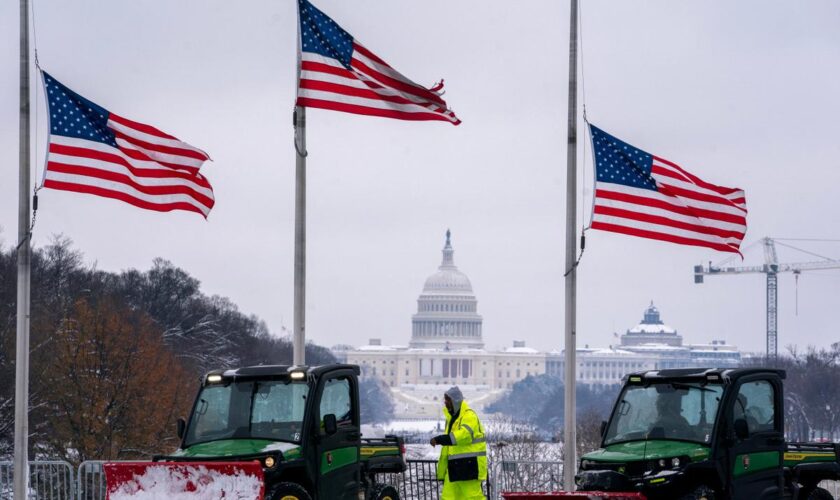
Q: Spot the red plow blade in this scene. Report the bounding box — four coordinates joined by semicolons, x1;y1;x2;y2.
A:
104;461;264;499
502;493;646;500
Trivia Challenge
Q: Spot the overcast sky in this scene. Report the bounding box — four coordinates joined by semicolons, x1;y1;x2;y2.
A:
1;1;839;356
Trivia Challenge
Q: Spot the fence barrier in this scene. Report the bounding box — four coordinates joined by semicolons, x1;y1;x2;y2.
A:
1;459;839;499
0;461;75;500
490;460;563;499
378;459;442;500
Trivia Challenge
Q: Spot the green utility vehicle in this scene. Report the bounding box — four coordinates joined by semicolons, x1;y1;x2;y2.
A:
576;368;840;500
157;364;406;500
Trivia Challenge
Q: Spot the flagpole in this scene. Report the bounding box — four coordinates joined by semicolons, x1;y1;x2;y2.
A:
14;0;33;496
293;105;306;366
292;2;306;366
563;0;579;491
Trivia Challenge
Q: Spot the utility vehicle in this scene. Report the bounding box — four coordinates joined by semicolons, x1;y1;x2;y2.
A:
106;364;405;500
575;368;840;499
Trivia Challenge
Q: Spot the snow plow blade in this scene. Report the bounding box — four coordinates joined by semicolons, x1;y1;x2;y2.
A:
501;493;646;499
103;461;265;499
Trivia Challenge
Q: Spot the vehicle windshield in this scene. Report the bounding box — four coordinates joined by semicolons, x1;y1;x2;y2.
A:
604;382;723;445
184;380;309;447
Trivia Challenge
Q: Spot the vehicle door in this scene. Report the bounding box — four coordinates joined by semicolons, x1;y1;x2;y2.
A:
312;371;361;499
727;376;785;499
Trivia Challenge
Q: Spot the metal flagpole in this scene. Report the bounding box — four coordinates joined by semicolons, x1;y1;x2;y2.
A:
292;2;306;366
14;0;33;496
293;106;306;366
563;0;579;491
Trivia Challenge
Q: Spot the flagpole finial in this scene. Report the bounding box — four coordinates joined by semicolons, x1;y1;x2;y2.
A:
446;228;451;246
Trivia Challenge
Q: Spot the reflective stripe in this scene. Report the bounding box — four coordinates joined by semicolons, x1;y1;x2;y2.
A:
448;451;487;460
448;432;456;444
462;424;475;439
461;422;485;443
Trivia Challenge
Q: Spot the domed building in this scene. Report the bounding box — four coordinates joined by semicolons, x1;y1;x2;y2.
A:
620;301;683;347
345;230;545;416
410;230;484;350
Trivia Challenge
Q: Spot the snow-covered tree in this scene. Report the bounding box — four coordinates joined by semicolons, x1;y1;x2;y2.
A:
359;376;395;424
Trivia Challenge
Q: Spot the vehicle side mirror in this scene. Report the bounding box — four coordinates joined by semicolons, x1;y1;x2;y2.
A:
324;414;338;436
176;418;186;440
734;418;749;440
600;421;607;438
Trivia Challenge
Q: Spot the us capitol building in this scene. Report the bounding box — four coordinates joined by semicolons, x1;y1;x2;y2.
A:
339;231;741;417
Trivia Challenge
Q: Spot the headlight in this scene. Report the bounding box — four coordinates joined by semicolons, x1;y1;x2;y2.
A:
580;460;594;470
671;457;681;468
264;456;276;468
658;459;666;468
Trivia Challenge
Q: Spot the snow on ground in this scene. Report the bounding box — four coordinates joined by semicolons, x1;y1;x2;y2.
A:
405;443;439;460
382;419;445;434
108;465;262;500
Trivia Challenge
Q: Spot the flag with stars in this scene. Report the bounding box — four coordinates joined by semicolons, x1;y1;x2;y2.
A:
296;0;460;125
589;124;747;254
41;71;214;217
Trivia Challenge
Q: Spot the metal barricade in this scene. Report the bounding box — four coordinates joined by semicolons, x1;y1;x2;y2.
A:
491;460;563;499
378;459;442;500
0;463;9;500
0;461;75;500
76;461;106;500
77;461;153;500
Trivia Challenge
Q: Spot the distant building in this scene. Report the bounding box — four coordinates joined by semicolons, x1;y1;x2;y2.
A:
342;232;742;416
345;231;544;417
550;302;741;387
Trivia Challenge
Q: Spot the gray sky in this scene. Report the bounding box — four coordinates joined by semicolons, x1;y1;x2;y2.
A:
1;1;839;355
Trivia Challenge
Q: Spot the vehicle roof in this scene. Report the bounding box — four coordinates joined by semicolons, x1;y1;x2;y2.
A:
624;367;786;383
206;363;361;380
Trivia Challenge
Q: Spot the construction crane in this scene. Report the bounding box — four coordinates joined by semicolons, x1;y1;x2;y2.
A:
694;237;840;357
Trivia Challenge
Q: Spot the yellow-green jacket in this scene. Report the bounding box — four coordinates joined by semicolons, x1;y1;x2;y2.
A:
436;400;488;482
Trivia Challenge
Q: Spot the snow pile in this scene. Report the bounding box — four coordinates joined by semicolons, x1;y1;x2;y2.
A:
109;465;262;500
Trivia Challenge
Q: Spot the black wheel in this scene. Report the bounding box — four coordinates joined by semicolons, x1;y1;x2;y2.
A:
802;487;834;500
268;481;313;500
678;484;716;500
368;483;400;500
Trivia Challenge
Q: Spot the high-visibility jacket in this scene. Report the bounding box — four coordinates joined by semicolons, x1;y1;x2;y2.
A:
436;400;488;482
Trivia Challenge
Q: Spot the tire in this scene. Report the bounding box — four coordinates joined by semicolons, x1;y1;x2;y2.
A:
368;483;400;500
268;481;313;500
678;484;716;500
802;487;834;500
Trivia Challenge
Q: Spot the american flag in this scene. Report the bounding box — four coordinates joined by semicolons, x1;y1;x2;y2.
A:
589;124;747;254
42;71;214;217
296;0;460;125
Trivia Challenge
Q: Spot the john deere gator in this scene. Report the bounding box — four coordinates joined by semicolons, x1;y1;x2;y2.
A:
106;364;405;499
576;368;840;500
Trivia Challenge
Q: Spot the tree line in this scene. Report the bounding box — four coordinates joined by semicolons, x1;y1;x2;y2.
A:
0;235;336;464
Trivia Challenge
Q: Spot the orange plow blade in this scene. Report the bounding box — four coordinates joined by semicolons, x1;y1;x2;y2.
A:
103;461;264;499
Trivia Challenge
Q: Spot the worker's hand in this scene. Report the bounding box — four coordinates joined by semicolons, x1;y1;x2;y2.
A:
429;437;437;447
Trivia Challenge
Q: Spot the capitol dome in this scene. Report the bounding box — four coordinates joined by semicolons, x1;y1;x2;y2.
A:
422;239;474;294
410;230;484;350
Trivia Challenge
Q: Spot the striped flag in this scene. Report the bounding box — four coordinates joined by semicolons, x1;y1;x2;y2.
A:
589;124;747;254
42;71;214;217
296;0;460;125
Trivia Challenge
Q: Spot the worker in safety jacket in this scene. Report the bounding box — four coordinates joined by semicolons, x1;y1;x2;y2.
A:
430;386;487;499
